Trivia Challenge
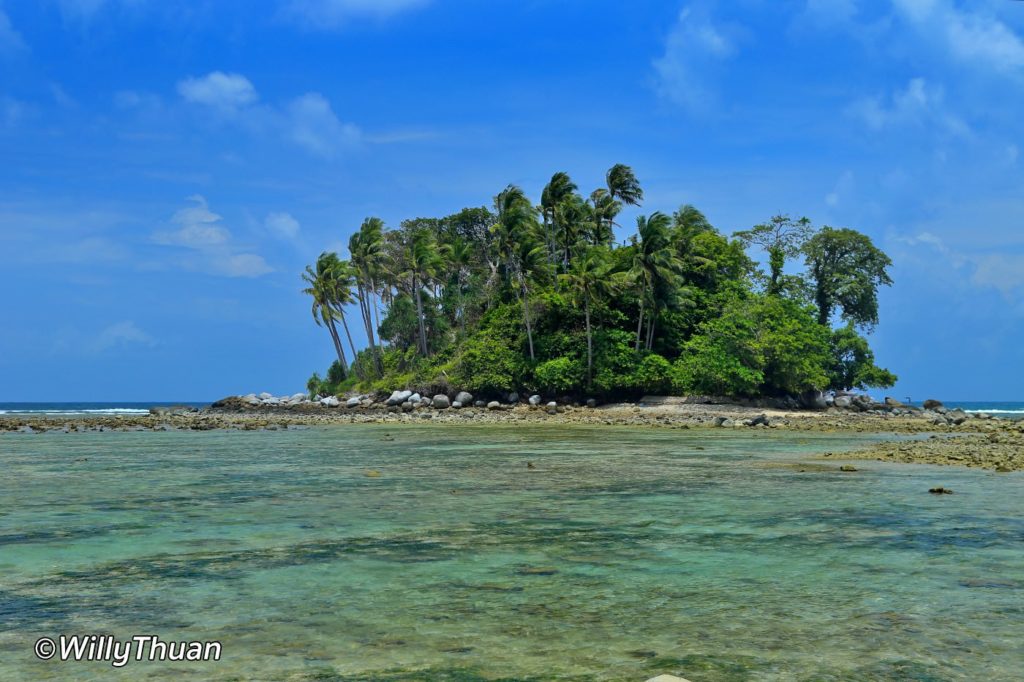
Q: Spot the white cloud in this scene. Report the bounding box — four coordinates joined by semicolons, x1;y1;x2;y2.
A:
154;195;230;247
0;8;26;54
850;77;969;135
970;253;1024;295
90;321;155;353
264;211;300;239
215;253;273;278
153;196;273;278
653;5;736;112
177;71;258;113
825;170;854;207
893;0;1024;73
285;92;360;157
285;0;429;28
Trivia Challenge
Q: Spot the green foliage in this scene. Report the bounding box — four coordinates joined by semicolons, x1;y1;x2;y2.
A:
633;354;673;394
454;332;524;394
828;325;898;390
302;166;896;401
533;357;584;393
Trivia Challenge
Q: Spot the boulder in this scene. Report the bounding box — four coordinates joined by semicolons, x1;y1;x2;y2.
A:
242;393;261;405
884;396;904;408
320;396;340;408
922;399;944;410
947;409;968;425
455;391;474;405
474;400;487;408
529;394;542;406
750;413;770;427
833;395;852;409
451;401;463;409
487;401;501;410
799;390;828;410
386;390;412;406
401;401;414;412
646;676;694;682
432;394;451;409
545;401;558;415
290;393;306;403
713;416;728;427
259;392;273;400
508;392;520;404
409;393;422;404
345;397;361;408
586;398;598;408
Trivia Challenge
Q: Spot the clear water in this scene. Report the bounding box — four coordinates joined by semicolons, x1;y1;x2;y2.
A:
0;402;208;416
1;426;1021;681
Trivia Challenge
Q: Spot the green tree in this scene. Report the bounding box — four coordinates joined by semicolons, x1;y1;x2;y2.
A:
631;212;683;351
349;218;386;373
540;172;577;266
734;215;813;295
559;246;622;388
301;252;357;376
803;227;893;329
827;324;897;390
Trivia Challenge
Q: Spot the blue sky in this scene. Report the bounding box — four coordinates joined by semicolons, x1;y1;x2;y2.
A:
1;0;1022;401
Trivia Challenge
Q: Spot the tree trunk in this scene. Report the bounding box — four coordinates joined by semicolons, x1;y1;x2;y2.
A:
585;303;593;389
327;318;347;375
338;311;358;365
522;280;535;361
646;315;656;351
414;273;428;356
635;294;645;351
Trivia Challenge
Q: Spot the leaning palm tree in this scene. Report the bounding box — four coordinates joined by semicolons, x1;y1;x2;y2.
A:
301;252;353;376
606;163;643;206
559;246;621;389
441;235;475;335
631;212;682;351
349;218;385;373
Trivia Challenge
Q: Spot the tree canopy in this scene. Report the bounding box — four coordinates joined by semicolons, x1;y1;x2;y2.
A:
303;164;897;399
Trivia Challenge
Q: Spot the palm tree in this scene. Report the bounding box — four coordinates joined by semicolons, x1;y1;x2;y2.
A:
301;252;356;376
441;235;475;335
559;246;621;388
606;163;643;206
403;227;442;356
541;172;577;265
631;212;682;351
349;218;385;373
553;193;592;270
589;188;620;245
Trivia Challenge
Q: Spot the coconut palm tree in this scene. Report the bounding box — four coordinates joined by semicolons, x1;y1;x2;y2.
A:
441;235;475;335
606;163;643;206
301;252;356;375
559;246;621;388
403;227;442;356
541;172;577;265
349;218;385;373
631;212;683;351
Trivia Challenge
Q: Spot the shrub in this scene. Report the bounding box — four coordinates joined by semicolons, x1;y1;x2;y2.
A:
455;332;524;394
533;357;583;394
633;353;673;394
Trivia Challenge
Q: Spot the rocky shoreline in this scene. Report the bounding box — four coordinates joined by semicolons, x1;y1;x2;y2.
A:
2;392;1022;471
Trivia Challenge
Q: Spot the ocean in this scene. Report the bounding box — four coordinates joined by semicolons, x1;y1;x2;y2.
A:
1;425;1021;680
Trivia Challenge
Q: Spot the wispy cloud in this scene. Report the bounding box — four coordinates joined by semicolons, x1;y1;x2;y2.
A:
653;4;737;113
153;195;272;278
177;71;258;113
284;0;429;28
850;77;969;136
264;211;300;239
89;320;156;353
892;0;1024;74
176;71;361;158
0;7;26;54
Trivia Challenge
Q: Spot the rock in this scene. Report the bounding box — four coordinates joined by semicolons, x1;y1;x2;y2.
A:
800;390;828;410
884;396;904;408
839;465;858;472
320;396;340;408
922;399;944;410
646;676;694;682
487;401;501;410
713;416;728;427
386;390;412;406
750;413;769;427
455;391;473;405
451;401;462;409
474;400;487;408
586;398;598;408
833;395;852;409
507;392;520;404
345;397;361;408
409;393;422;404
290;393;306;403
928;487;954;494
401;401;414;412
432;394;451;409
545;401;558;415
947;409;968;425
17;425;36;434
258;392;272;400
529;394;542;406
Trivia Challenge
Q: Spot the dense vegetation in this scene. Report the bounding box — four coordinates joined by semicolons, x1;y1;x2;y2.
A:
303;165;896;400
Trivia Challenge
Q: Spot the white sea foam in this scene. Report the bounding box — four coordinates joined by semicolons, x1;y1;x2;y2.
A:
0;409;151;415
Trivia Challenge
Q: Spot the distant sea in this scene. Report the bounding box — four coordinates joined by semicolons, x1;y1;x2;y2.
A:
0;402;208;416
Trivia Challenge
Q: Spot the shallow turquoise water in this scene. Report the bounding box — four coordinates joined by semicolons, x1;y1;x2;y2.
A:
1;425;1022;681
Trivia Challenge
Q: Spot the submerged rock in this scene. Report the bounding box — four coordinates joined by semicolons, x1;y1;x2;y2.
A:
928;487;954;494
